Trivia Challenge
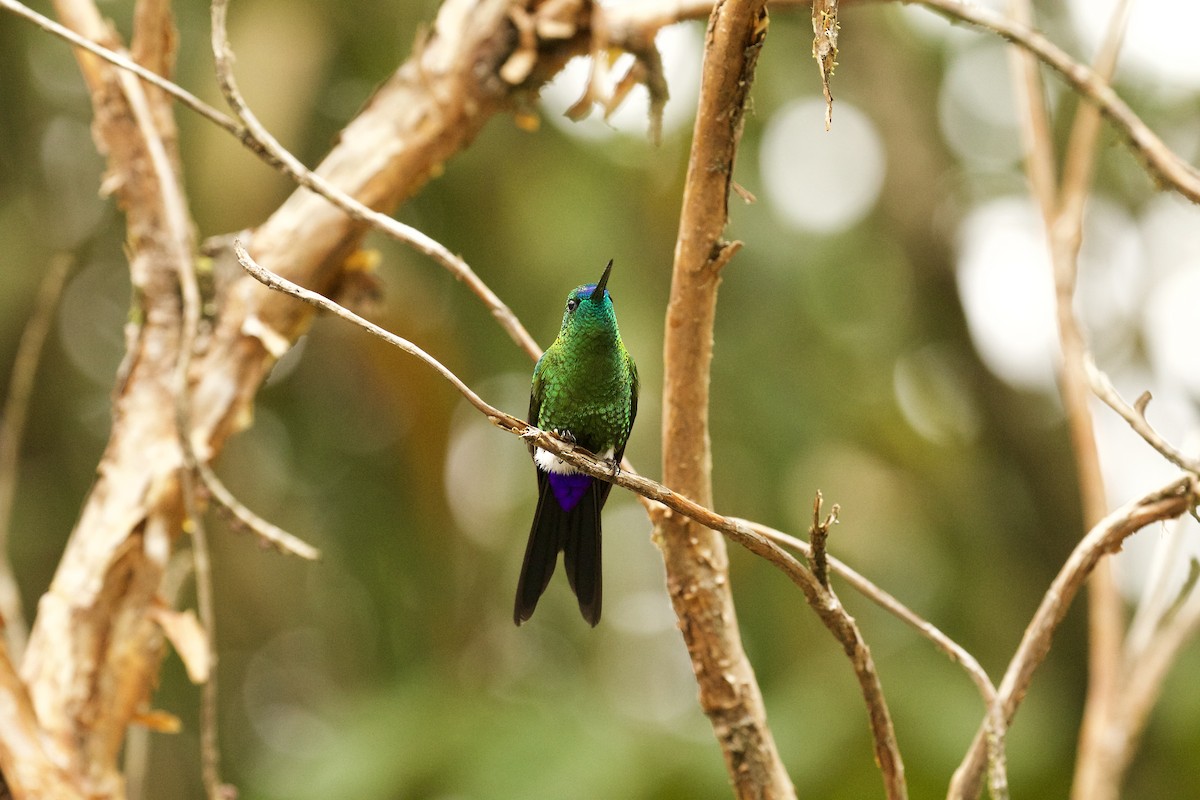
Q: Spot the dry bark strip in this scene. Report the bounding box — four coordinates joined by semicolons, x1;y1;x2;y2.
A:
12;1;597;796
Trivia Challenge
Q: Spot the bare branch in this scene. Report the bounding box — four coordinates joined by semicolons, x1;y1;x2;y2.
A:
742;518;1009;795
1005;0;1055;217
1109;572;1200;781
1086;358;1200;475
1128;510;1198;660
949;475;1200;798
910;0;1200;204
1003;1;1131;796
655;1;807;798
17;1;198;791
748;520;993;699
1058;0;1131;226
0;256;71;663
236;242;908;800
1;0;542;361
0;639;83;800
195;462;320;560
235;243;497;416
210;0;543;361
187;504;224;800
0;0;246;141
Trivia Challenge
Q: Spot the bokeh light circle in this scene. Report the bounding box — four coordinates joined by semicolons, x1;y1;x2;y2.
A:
759;98;886;233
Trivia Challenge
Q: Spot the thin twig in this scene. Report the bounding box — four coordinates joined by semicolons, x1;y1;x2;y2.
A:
1003;1;1131;796
235;240;907;800
1058;2;1131;788
1005;0;1055;215
186;486;223;800
1086;358;1200;475
108;0;228;790
0;0;247;141
177;448;224;800
169;86;225;800
125;552;196;800
741;517;1009;793
0;0;540;361
236;242;498;415
742;520;996;706
1058;0;1131;226
809;491;836;589
1127;500;1197;660
196;461;320;560
909;0;1200;204
1110;574;1200;780
104;0;227;791
948;474;1199;799
0;256;71;663
208;0;540;361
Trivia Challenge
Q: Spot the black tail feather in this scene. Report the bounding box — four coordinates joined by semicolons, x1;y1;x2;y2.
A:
513;474;561;625
514;471;603;626
563;482;602;626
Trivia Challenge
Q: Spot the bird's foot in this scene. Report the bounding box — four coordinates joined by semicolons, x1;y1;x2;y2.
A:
606;457;621;479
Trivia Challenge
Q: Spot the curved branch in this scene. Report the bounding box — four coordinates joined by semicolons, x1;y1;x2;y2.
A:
0;256;71;663
0;0;245;137
744;517;1007;793
0;0;542;362
1086;357;1200;475
743;521;996;705
1004;1;1129;796
16;0;198;792
0;641;83;800
236;241;906;800
910;0;1200;204
948;475;1199;799
208;0;541;361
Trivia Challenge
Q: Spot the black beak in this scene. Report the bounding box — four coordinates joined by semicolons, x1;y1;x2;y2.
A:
590;259;613;302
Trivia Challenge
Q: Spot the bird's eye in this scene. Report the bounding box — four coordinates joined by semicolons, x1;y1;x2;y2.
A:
566;298;580;312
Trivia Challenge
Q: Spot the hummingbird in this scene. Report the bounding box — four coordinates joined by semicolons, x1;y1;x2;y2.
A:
514;260;638;627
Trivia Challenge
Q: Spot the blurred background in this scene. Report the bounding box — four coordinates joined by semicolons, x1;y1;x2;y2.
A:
2;0;1200;797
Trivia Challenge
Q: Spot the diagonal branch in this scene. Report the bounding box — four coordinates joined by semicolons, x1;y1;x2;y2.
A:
734;520;1008;786
1086;359;1200;476
0;639;83;800
0;256;71;663
17;1;198;793
910;0;1200;204
208;0;541;361
236;240;907;798
948;474;1199;799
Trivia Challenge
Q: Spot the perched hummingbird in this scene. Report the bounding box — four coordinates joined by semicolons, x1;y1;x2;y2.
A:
514;260;638;627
